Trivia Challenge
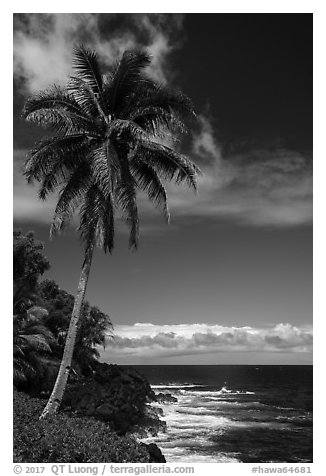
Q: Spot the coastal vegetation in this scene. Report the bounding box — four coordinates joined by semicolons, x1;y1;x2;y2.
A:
13;230;166;462
13;230;112;391
14;390;150;463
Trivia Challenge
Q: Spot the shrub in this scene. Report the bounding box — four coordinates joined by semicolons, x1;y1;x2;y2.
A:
14;390;150;463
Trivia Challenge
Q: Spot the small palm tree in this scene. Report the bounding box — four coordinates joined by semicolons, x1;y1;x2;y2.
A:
74;304;113;375
13;307;54;387
23;46;200;418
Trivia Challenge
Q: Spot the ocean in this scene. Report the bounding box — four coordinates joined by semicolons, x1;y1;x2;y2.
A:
129;365;313;463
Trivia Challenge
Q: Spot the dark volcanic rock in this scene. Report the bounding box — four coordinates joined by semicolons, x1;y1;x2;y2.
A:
156;392;178;404
94;402;116;420
146;443;166;463
130;404;167;438
63;363;158;434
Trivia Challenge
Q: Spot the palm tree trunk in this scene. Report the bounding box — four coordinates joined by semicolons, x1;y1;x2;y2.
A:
40;245;94;419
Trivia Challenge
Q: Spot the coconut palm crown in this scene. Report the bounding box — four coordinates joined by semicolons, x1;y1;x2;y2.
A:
22;46;200;417
23;46;200;255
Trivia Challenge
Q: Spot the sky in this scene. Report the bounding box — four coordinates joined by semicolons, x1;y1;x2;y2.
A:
13;13;313;365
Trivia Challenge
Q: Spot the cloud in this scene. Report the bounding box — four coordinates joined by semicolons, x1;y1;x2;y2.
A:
158;116;313;227
101;322;312;361
192;114;222;161
13;13;185;94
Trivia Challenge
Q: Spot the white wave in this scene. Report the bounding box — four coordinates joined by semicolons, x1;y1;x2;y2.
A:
196;400;264;410
162;448;240;463
175;406;217;415
140;384;270;463
152;384;206;389
276;415;311;422
161;436;215;448
145;437;240;463
163;413;232;428
180;390;223;397
228;420;292;430
180;388;255;397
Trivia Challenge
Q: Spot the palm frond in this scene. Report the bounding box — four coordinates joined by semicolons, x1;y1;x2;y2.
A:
72;45;104;98
24;134;89;183
26;107;95;136
22;324;56;344
132;159;170;222
78;185;101;255
116;154;139;248
105;49;151;115
50;162;91;237
19;334;52;353
90;144;119;198
13;360;36;384
129;105;187;137
121;81;196;122
137;142;201;190
23;85;88;119
107;118;151;145
68;76;107;123
101;192;115;253
38;160;70;201
78;183;115;254
94;190;115;254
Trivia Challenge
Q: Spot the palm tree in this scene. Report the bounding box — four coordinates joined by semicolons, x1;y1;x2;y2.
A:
23;46;200;418
74;304;113;375
13;306;55;387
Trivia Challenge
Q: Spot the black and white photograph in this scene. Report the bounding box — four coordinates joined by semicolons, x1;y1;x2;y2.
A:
12;10;313;468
